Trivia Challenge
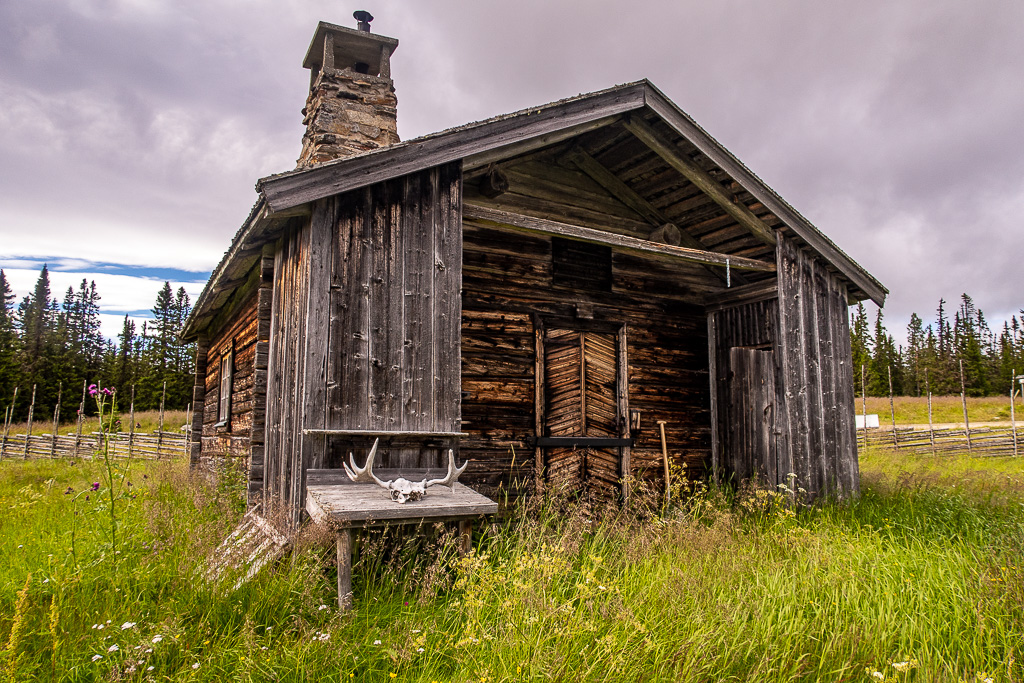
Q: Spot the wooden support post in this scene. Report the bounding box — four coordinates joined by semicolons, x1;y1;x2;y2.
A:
336;528;353;610
926;369;936;457
24;384;36;459
960;359;972;455
887;367;897;449
74;381;85;459
50;381;62;458
1;386;16;460
1011;370;1018;459
458;519;473;557
534;325;545;494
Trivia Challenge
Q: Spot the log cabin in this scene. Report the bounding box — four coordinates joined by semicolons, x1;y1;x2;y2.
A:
181;14;887;518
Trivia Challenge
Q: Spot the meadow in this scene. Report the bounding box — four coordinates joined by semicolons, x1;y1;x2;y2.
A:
1;445;1022;681
860;395;1023;426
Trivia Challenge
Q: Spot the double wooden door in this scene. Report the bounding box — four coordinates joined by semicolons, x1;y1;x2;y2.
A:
540;327;628;499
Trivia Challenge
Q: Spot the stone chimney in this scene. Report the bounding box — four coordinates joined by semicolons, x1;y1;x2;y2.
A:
297;12;400;168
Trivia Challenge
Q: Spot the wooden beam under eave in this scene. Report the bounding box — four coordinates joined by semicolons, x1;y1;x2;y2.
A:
562;146;746;287
621;116;778;247
463;203;776;272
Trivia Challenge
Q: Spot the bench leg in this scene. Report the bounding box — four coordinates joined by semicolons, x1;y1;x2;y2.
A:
458;519;472;556
337;528;353;610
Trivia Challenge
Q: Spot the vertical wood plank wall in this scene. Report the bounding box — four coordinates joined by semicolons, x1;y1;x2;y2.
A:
262;162;464;514
776;233;859;497
708;299;782;484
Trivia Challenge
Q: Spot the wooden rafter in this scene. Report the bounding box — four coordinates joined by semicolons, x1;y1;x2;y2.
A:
463;204;776;272
621;116;778;247
562;146;746;286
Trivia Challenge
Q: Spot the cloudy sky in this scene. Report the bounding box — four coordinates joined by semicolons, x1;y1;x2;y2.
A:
1;0;1022;344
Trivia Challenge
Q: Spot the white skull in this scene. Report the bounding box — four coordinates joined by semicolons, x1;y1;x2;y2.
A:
387;478;427;503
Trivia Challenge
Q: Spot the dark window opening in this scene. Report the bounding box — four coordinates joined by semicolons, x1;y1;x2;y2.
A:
216;348;233;429
552;237;612;292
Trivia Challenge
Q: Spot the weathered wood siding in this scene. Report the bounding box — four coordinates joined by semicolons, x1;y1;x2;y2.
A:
460;222;711;499
263;163;463;514
708;299;784;485
201;294;259;462
775;232;859;497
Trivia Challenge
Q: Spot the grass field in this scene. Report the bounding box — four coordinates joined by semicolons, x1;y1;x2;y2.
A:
859;395;1023;425
1;448;1022;681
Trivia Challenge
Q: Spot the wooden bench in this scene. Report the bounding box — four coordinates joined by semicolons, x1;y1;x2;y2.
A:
305;468;499;609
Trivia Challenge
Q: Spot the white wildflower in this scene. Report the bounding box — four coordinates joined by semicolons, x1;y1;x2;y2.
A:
373;640;382;645
91;654;103;661
417;647;425;653
318;604;329;611
192;663;200;670
147;666;155;672
121;622;136;630
107;644;119;653
152;635;163;644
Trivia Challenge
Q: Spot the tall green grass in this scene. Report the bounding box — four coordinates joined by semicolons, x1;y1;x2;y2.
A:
1;449;1022;681
861;395;1024;425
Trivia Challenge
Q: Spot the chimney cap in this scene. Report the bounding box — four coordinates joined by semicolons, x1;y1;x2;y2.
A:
353;10;373;31
302;20;398;74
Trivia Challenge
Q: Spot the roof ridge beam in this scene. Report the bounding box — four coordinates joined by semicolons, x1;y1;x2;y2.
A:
463;203;775;272
621;116;777;247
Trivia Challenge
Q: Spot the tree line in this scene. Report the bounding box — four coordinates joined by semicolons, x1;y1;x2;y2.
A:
852;293;1024;398
0;266;196;424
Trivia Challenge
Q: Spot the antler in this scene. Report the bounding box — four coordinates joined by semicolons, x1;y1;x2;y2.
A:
343;438;390;488
424;449;468;491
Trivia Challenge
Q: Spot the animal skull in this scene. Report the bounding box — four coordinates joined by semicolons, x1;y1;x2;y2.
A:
343;438;468;503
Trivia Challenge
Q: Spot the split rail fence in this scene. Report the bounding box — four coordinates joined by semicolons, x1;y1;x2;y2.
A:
1;430;189;461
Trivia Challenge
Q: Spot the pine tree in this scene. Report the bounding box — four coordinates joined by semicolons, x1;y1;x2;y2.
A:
0;270;20;409
905;313;925;396
15;266;62;420
850;303;872;397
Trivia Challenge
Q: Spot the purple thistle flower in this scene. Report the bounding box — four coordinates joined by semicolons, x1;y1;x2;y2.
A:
88;384;98;396
91;482;101;491
64;486;74;495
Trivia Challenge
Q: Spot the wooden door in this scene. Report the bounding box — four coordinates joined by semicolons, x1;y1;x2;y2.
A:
542;328;623;499
727;347;777;484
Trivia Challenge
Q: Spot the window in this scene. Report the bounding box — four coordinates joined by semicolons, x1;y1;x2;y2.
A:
216;348;233;428
552;237;612;292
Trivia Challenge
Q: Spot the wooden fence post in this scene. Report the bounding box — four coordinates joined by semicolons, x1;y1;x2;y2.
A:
157;380;166;454
49;381;62;458
925;369;936;457
861;364;868;448
1011;369;1018;459
0;386;16;460
74;380;86;459
887;366;897;448
128;385;136;459
183;402;192;459
23;384;36;459
959;359;972;455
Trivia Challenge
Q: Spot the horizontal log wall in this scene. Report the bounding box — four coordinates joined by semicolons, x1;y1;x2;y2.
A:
776;232;858;498
461;220;711;500
201;293;259;464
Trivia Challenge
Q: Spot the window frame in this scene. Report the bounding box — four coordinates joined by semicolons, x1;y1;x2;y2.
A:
215;346;234;429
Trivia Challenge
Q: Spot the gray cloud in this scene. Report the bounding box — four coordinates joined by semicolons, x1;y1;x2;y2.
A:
1;0;1022;345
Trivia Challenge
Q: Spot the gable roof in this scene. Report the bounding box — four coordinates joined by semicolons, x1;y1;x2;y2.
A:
184;80;885;340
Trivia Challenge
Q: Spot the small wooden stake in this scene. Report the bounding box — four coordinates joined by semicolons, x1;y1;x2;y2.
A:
960;359;972;455
657;420;671;507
